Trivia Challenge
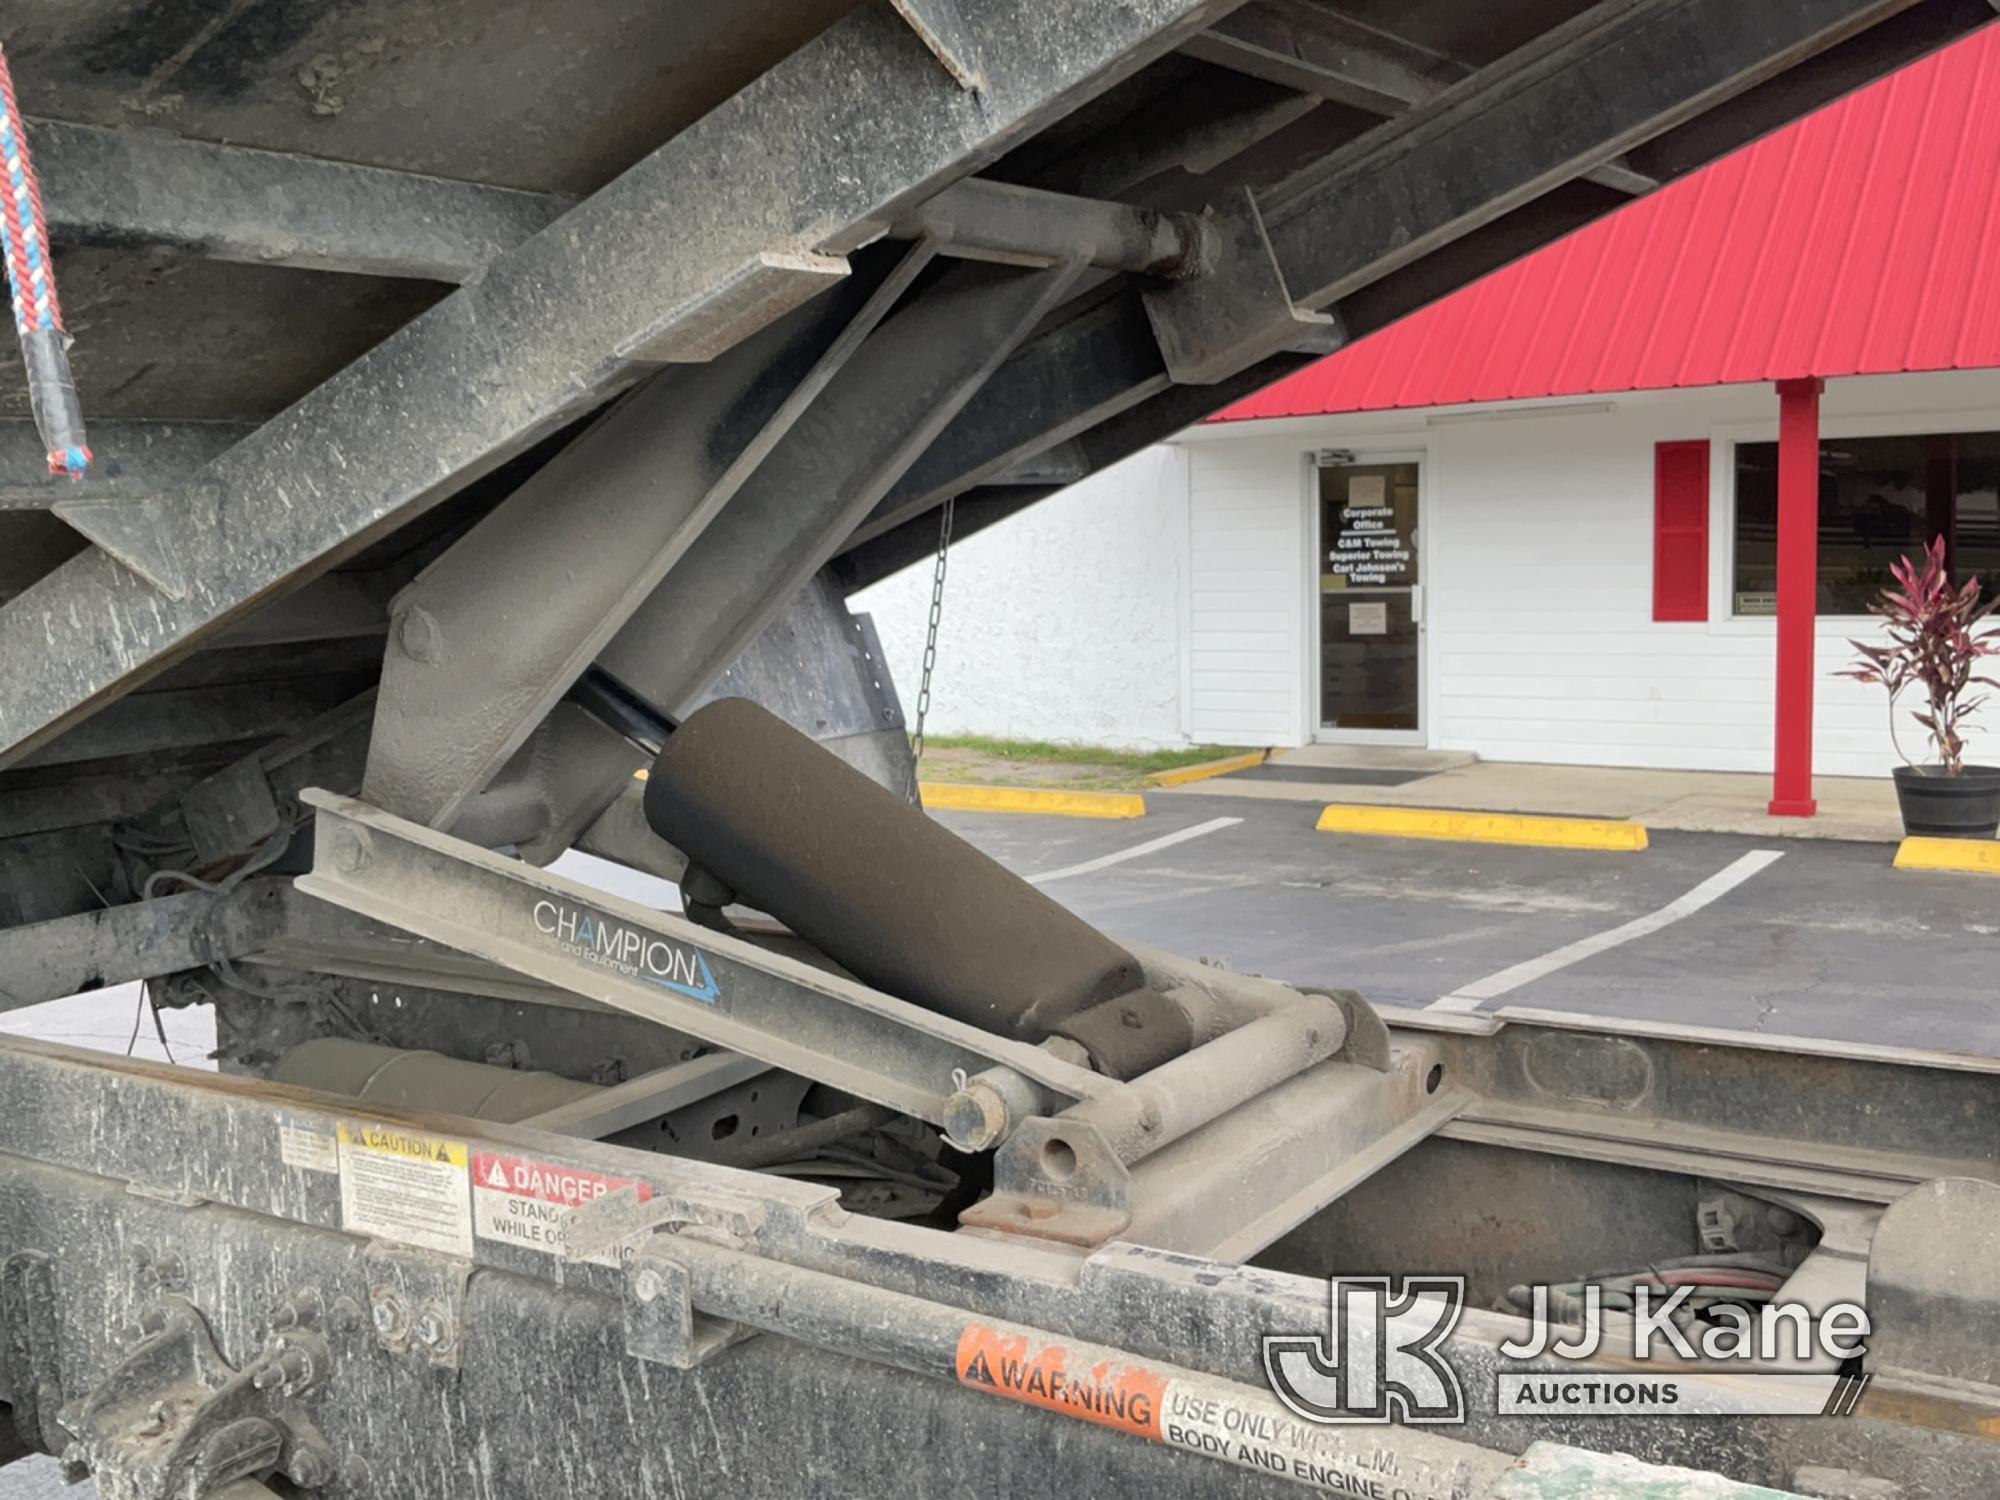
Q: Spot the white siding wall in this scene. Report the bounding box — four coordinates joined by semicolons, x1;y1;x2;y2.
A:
850;447;1189;749
1198;368;2000;776
859;367;2000;772
1185;440;1309;746
1423;400;1765;771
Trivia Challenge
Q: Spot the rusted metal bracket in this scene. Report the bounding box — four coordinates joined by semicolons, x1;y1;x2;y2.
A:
1142;188;1342;383
568;1183;771;1370
362;1244;473;1373
57;1294;335;1497
960;1117;1132;1247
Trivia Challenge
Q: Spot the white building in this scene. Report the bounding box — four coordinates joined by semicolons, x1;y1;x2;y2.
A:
858;29;2000;809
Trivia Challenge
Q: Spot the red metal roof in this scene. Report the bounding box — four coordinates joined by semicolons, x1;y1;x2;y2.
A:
1213;24;2000;422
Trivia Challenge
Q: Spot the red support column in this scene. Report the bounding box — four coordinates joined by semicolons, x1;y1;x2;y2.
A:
1769;377;1823;817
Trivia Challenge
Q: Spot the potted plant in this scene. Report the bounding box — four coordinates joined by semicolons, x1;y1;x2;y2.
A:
1843;535;2000;838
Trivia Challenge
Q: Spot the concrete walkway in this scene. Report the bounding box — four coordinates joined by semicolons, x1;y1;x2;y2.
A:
1167;746;1905;842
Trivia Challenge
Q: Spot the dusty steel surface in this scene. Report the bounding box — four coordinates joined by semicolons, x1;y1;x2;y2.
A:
0;1028;1982;1492
0;0;1225;769
0;6;1991;1493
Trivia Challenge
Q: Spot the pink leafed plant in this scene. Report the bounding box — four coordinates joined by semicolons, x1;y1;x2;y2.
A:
1842;535;2000;777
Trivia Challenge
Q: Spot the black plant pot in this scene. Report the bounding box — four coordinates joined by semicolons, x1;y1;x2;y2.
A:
1893;764;2000;839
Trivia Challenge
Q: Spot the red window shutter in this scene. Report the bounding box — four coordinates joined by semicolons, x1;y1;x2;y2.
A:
1653;440;1710;622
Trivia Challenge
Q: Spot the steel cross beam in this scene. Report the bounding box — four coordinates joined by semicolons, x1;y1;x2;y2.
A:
27;119;569;284
596;260;1087;724
0;879;285;1012
1180;3;1660;194
856;293;1165;543
1152;0;1923;378
360;245;939;827
33;115;1208;285
0;0;1235;771
854;0;1937;542
296;791;1115;1128
365;249;1078;827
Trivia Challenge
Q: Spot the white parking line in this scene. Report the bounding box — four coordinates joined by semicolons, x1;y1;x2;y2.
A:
1028;816;1243;885
1428;849;1786;1012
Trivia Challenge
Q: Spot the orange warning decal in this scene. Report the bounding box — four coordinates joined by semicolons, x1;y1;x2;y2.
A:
955;1323;1167;1441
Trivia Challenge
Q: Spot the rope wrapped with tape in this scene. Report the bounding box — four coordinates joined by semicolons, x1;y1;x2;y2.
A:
0;45;87;479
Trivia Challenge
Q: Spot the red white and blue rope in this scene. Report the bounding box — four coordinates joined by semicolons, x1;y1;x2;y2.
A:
0;43;88;479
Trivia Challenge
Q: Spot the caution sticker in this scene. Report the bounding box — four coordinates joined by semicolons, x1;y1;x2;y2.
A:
335;1124;472;1257
471;1150;653;1266
954;1323;1470;1500
277;1113;338;1174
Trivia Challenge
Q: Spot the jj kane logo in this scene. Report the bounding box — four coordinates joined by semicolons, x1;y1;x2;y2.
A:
1265;1276;1874;1423
1264;1277;1467;1425
532;898;721;1004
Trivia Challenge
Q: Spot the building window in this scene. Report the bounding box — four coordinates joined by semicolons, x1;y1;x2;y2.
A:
1733;431;2000;616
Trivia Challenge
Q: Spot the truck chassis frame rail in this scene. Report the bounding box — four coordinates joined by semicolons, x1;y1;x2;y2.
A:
0;1;1997;1495
0;1029;1985;1497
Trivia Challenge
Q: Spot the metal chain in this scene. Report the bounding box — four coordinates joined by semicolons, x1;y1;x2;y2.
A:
910;495;955;762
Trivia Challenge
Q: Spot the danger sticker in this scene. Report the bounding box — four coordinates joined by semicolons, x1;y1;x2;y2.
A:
954;1323;1467;1500
335;1124;472;1257
472;1151;653;1266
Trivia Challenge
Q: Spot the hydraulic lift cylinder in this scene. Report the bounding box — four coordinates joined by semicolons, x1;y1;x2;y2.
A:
643;698;1193;1077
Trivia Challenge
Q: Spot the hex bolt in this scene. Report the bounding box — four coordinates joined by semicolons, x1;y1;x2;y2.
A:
268;1291;320;1331
252;1346;313;1393
154;1252;187;1290
370;1293;403;1338
290;1449;332;1488
397;605;443;663
330;828;371;874
632;1267;664;1304
413;1308;446;1350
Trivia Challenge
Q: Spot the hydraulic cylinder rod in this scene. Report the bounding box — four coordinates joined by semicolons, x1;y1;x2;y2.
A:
894;178;1208;278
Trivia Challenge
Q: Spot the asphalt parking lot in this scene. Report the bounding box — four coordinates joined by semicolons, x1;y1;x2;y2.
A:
936;794;2000;1060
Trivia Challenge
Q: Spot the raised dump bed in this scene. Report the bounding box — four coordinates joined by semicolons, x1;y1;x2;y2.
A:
0;2;1994;1495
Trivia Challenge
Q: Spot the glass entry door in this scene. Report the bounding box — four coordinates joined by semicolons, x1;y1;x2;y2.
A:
1317;459;1421;736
